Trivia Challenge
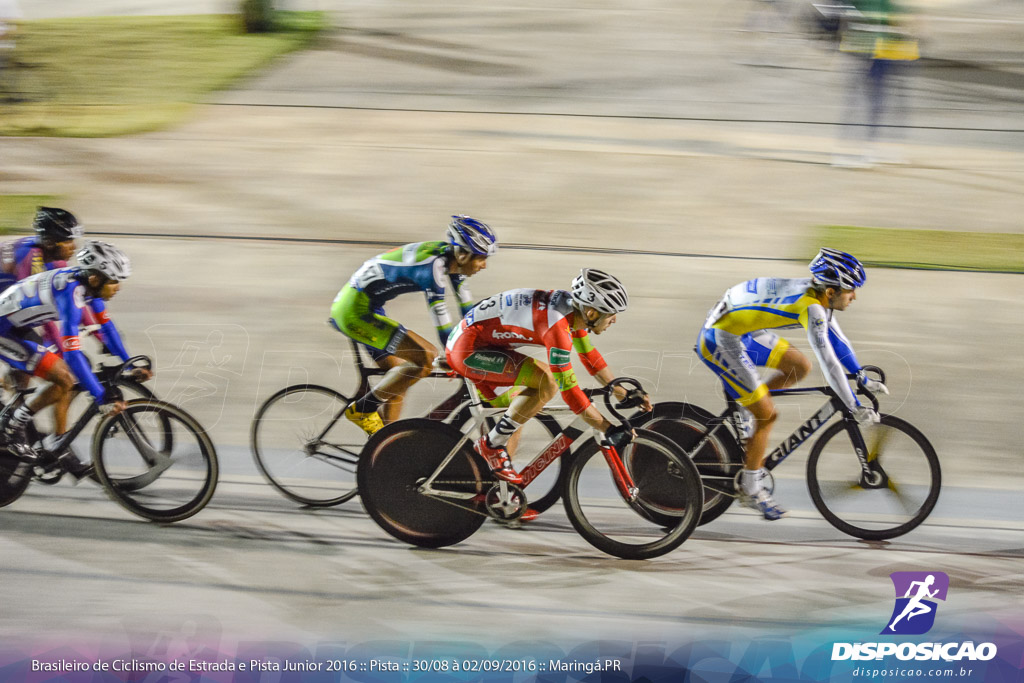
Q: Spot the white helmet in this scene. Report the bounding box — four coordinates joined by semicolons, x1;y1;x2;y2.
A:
77;241;132;281
570;268;629;315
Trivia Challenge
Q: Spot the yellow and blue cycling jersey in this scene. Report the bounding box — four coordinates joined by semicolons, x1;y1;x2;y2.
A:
697;277;862;409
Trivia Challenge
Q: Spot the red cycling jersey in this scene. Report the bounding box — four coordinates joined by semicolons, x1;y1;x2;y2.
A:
445;288;607;413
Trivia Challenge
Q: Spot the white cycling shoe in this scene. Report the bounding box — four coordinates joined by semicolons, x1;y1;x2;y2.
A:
740;489;788;521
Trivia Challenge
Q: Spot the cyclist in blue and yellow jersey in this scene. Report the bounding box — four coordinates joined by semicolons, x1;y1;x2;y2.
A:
0;241;150;476
696;248;888;520
330;215;497;434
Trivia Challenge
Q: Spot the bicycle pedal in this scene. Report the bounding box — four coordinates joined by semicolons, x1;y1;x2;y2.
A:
33;465;64;485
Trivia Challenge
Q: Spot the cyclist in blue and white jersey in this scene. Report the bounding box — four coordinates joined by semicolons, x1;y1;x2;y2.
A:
330;215;497;434
696;248;888;520
0;241;150;475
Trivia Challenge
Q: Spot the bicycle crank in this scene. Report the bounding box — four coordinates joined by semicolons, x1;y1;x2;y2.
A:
484;481;528;522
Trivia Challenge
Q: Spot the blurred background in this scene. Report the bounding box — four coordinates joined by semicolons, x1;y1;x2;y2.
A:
0;0;1021;653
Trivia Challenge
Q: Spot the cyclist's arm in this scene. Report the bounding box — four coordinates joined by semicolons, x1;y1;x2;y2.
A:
424;258;457;345
571;328;608;376
15;248;44;281
88;298;130;362
544;322;613;433
804;303;859;410
424;289;456;346
56;285;105;401
451;274;474;317
827;316;862;375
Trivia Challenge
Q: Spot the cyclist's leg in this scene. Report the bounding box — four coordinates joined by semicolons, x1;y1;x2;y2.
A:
696;327;785;518
365;331;437;421
447;337;551;481
0;333;74;458
744;330;810;391
370;352;404;423
478;385;527;455
330;286;435;429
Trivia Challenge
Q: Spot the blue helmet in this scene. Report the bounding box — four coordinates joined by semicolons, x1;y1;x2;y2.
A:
447;215;498;256
809;248;866;289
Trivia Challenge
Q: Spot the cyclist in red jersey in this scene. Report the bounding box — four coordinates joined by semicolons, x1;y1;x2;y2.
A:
445;269;652;492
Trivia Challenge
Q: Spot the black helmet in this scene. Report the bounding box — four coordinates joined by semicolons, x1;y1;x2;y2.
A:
33;207;82;242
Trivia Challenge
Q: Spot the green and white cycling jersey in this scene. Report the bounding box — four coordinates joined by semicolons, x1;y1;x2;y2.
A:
331;241;473;351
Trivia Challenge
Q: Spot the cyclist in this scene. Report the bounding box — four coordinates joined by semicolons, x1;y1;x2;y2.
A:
695;248;887;520
0;207;82;292
0;241;150;475
445;268;651;497
331;215;497;435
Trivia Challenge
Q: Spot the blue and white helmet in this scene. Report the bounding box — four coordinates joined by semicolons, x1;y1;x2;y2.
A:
447;215;498;256
809;248;866;289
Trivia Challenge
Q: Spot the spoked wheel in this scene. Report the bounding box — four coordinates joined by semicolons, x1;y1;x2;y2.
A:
92;399;219;523
807;415;941;540
0;451;31;507
452;408;565;514
563;429;703;560
358;419;488;548
634;402;744;526
251;384;362;507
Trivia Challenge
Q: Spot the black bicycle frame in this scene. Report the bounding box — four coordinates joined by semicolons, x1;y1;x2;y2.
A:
681;382;872;477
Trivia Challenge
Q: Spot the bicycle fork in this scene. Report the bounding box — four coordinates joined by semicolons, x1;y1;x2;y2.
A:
598;437;639;504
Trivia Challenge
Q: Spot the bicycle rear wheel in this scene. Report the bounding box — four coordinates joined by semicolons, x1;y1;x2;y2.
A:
563;429;702;560
633;402;744;526
251;384;361;507
92;399;219;523
358;419;488;548
807;415;941;540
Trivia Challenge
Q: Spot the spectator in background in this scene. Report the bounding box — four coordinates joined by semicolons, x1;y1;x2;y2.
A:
0;0;22;100
832;0;919;168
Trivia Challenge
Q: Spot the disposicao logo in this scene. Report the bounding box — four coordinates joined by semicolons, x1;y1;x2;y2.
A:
831;570;997;662
882;571;949;635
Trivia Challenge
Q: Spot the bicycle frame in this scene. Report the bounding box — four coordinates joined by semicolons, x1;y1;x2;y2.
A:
310;340;468;446
418;377;639;505
682;375;879;493
0;355;166;483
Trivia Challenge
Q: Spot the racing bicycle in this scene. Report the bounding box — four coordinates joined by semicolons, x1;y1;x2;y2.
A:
250;338;564;509
633;365;940;540
0;355;219;523
357;377;704;560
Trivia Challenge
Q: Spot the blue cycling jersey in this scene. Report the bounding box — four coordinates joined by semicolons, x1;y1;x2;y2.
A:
0;236;66;292
0;267;130;401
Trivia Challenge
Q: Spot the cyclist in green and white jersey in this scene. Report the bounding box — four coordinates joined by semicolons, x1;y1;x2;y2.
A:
329;216;497;434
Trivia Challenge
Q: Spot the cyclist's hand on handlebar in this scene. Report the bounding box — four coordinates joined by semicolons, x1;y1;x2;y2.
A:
99;400;127;417
853;405;880;425
604;423;635;451
613;387;652;413
860;377;888;395
129;367;153;382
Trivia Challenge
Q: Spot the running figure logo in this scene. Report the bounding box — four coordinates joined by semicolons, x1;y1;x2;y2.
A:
882;571;949;635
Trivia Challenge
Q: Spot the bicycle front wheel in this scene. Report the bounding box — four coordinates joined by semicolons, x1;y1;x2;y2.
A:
251;384;361;507
807;415;941;540
92;399;219;523
358;419;488;548
563;430;702;560
634;402;744;526
0;452;31;507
